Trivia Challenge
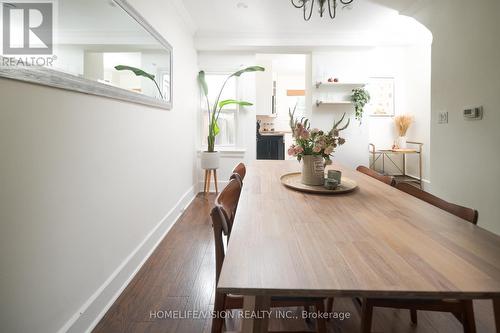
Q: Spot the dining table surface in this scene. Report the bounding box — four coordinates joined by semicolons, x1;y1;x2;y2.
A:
216;160;500;333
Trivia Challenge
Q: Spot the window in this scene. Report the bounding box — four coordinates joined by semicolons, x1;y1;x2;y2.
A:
201;73;238;147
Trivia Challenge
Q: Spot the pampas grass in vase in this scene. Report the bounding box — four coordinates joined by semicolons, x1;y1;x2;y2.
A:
394;114;414;149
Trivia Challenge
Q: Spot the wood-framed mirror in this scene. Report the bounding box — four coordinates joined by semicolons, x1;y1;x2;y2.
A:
0;0;173;110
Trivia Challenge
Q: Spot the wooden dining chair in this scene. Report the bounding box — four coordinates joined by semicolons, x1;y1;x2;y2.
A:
356;165;396;186
360;184;479;333
395;182;478;224
230;162;246;182
214;177;242;237
211;179;327;333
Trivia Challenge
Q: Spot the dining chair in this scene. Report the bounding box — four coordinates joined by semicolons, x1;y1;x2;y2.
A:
214;177;242;237
356;165;396;186
360;184;479;333
230;162;246;182
395;182;478;224
211;179;327;333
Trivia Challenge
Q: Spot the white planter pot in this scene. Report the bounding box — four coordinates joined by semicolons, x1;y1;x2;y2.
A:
301;155;325;186
396;136;407;149
201;151;220;170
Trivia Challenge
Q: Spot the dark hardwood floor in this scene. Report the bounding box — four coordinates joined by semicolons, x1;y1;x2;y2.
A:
93;193;497;333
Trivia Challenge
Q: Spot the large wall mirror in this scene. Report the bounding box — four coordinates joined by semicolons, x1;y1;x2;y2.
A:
0;0;172;109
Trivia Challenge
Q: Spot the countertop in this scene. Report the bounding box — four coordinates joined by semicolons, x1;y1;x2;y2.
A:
259;131;291;136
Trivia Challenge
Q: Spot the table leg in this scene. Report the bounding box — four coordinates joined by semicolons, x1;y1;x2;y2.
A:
494;298;500;333
242;295;271;333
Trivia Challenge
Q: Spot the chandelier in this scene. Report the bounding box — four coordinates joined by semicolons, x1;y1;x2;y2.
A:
291;0;354;21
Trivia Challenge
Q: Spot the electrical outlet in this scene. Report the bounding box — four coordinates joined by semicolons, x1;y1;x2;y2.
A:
438;111;448;124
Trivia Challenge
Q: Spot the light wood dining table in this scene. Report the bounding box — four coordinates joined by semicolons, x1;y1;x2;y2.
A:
216;160;500;333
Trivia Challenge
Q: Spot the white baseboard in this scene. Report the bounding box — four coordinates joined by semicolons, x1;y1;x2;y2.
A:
59;186;197;333
406;172;431;186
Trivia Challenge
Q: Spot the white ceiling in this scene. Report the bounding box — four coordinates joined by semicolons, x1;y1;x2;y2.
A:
185;0;394;34
182;0;432;50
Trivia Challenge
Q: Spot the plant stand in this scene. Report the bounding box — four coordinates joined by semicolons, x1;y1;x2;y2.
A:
203;169;218;194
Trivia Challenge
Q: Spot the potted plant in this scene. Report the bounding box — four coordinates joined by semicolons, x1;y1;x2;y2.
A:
197;66;265;169
288;106;350;186
351;88;371;124
394;114;414;149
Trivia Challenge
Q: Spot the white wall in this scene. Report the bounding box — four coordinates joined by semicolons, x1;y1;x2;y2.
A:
197;48;431;180
311;46;431;175
0;1;198;332
366;45;431;181
413;0;500;234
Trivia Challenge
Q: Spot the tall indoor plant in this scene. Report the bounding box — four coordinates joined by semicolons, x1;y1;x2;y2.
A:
288;106;350;186
197;66;264;169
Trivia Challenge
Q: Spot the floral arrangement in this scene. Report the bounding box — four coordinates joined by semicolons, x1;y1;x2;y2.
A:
395;114;414;137
288;106;350;165
351;88;371;123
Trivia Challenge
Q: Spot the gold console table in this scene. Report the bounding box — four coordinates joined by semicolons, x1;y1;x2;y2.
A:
369;141;423;188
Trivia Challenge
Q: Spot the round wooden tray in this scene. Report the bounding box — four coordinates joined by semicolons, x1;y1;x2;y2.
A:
280;172;358;194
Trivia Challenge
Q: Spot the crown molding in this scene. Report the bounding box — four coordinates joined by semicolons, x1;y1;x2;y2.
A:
194;30;432;51
171;0;197;35
400;0;433;16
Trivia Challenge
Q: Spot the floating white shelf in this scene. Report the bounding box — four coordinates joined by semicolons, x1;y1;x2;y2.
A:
315;82;366;88
316;100;353;107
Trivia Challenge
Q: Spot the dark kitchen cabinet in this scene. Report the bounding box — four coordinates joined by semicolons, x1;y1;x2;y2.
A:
257;135;285;160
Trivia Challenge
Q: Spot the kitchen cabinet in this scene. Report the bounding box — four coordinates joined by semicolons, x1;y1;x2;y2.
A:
257;135;285;160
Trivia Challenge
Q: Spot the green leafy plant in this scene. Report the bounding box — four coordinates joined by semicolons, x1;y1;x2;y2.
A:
114;65;164;99
351;88;371;124
198;66;265;152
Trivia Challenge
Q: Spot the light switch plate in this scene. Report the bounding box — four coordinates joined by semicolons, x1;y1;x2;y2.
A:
438;111;448;124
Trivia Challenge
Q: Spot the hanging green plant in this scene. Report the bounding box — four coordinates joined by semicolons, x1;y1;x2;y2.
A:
351;88;371;124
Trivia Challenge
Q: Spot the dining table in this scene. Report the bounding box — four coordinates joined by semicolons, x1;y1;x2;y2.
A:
216;160;500;333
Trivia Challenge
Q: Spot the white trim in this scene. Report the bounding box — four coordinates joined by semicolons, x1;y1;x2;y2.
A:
198;147;246;153
171;0;197;35
406;173;431;186
194;31;433;51
400;0;433;16
59;186;197;333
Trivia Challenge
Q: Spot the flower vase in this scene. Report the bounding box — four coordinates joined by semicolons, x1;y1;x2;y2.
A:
301;155;325;186
396;136;407;149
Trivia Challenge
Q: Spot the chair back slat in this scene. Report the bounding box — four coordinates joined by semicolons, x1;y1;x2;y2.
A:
231;163;246;181
210;178;242;283
215;178;241;232
356;165;396;186
230;172;243;187
395;182;478;224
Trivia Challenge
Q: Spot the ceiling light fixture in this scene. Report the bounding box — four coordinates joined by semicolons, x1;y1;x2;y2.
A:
291;0;354;21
